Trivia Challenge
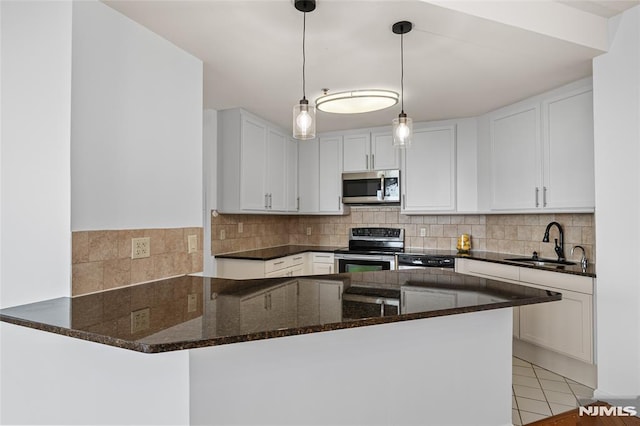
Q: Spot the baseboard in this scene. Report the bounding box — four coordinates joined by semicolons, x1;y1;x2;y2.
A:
513;338;597;388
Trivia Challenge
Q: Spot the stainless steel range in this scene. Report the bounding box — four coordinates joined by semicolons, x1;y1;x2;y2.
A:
334;227;404;273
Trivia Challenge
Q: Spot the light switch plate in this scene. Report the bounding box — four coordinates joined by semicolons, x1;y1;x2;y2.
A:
188;234;198;254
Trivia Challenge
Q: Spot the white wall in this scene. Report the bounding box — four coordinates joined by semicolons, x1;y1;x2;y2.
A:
203;109;217;275
0;1;73;307
593;6;640;397
70;1;203;231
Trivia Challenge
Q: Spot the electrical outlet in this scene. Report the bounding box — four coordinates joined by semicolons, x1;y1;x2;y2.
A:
131;308;150;333
420;228;426;237
306;227;312;236
238;222;243;233
131;237;150;259
220;229;226;240
188;234;198;254
187;294;198;313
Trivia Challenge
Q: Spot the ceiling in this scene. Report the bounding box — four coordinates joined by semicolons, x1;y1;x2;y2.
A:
103;0;639;133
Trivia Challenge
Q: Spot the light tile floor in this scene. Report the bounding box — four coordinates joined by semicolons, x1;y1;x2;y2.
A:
512;356;594;425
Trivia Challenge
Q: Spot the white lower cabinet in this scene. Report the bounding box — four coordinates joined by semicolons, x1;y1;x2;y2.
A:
311;252;334;275
455;258;594;363
216;252;333;279
519;288;592;363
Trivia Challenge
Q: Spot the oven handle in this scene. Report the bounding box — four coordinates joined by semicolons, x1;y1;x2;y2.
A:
334;254;394;261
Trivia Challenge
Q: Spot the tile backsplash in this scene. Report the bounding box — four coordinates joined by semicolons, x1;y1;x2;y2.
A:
212;208;595;264
72;227;203;296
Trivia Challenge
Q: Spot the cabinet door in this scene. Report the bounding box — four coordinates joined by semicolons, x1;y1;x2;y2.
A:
319;136;343;213
298;138;319;213
318;282;342;323
542;88;594;210
519;289;592;363
490;105;541;210
286;138;299;212
343;133;370;172
240;117;268;210
402;126;456;212
312;262;333;275
266;128;287;211
371;132;399;170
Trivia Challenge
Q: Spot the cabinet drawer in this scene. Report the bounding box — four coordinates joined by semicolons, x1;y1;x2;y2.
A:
519;268;593;295
264;256;292;273
456;258;520;281
312;253;334;264
290;254;306;266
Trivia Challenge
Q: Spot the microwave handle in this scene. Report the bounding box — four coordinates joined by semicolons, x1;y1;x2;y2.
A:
380;175;385;200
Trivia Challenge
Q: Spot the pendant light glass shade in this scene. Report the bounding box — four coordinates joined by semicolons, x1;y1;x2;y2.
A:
392;21;413;149
293;0;316;140
392;112;412;148
293;98;316;139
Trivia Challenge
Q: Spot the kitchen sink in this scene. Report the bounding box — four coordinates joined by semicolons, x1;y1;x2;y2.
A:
503;257;576;267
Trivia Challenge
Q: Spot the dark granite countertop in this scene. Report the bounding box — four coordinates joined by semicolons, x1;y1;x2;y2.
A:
0;270;560;354
214;245;595;277
215;245;342;261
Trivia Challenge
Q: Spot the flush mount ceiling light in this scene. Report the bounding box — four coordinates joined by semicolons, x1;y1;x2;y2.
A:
292;0;316;140
315;89;399;114
392;20;413;149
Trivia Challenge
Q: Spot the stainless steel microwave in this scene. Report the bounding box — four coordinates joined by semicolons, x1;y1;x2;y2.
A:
342;170;400;205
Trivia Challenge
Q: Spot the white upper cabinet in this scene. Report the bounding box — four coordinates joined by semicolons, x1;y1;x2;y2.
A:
371;131;400;170
342;133;370;172
490;104;541;210
286;137;299;212
488;80;594;212
342;130;399;172
319;135;347;214
297;138;319;213
218;108;298;213
239;116;269;211
542;87;594;210
296;136;348;215
401;125;457;213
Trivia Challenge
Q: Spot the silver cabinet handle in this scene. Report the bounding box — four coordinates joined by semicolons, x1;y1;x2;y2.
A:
371;154;375;169
296;196;300;211
265;193;268;209
366;154;369;170
535;187;539;208
338;196;341;207
543;187;547;207
269;193;273;209
273;260;285;265
402;194;406;209
380;175;385;200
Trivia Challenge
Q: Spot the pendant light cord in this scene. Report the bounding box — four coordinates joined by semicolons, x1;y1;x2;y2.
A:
302;11;307;101
400;31;404;114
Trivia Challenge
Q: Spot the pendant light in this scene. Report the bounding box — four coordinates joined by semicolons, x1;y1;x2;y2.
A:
293;0;316;140
392;21;413;148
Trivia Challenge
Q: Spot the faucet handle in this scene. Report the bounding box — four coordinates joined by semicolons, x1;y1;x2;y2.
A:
571;245;588;270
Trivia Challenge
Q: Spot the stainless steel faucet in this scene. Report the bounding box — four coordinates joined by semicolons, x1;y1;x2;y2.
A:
571;245;588;270
543;221;565;261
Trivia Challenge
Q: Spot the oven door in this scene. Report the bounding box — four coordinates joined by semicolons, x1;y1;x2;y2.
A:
335;254;395;273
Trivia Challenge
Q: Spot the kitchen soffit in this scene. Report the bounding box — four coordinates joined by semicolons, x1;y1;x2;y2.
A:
102;0;637;133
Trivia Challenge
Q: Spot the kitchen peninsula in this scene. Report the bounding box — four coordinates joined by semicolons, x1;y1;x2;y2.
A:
1;269;559;425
